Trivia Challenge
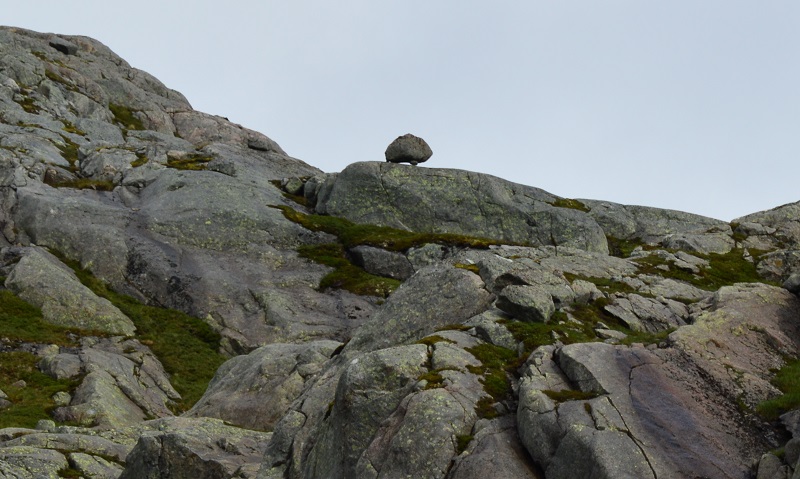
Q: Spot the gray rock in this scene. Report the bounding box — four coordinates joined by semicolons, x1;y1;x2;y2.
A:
186;340;341;431
68;452;124;479
0;446;68;478
38;353;82;380
447;416;540;479
757;453;790;479
406;243;447;270
343;265;493;353
348;245;415;280
384;133;433;165
661;231;735;254
496;284;555;323
315;162;608;253
48;36;79;55
5;247;135;335
118;417;271;479
80;147;136;183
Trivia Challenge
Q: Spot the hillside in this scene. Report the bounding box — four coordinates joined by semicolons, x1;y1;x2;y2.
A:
0;26;799;479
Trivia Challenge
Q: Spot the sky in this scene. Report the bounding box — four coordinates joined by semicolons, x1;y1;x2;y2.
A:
3;1;800;221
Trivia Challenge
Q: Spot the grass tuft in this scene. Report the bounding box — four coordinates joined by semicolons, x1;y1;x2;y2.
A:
551;198;590;212
297;243;400;297
109;103;145;131
757;358;800;420
166;154;214;171
0;352;79;429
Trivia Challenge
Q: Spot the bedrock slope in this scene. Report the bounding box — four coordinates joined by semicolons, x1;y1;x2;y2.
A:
2;26;800;479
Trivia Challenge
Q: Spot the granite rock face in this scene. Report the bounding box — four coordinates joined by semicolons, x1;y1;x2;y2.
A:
3;26;800;479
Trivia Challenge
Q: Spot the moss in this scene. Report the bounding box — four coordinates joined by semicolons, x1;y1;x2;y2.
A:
55;135;80;171
109;103;145;131
634;248;776;291
475;396;500;419
0;351;79;429
269;180;309;207
563;273;637;296
274;205;510;252
60;119;85;136
130;153;149;167
551;198;590;212
456;434;473;454
757;357;800;420
54;252;226;412
416;335;456;347
166;154;214;171
45;177;116;192
466;343;518;417
606;236;655;258
45;69;78;92
297;243;400;297
454;263;480;274
418;370;446;389
0;290;100;345
14;95;41;114
58;467;83;478
542;389;599;402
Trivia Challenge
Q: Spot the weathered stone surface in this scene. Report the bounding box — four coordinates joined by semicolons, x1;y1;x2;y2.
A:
384;133;433;165
51;337;179;429
348;245;415;280
186;340;341;431
496;284;555;323
0;446;68;479
447;416;540;479
343;265;493;353
315;162;609;253
5;247;135;335
118;417;271;479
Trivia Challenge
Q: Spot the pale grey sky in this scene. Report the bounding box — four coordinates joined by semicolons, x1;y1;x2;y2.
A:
4;1;800;221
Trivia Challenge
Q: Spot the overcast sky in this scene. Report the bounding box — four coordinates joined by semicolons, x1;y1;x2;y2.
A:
4;1;800;221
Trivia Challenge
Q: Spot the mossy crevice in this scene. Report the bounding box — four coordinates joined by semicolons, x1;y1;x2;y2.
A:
109;103;145;132
166;154;214;171
550;198;590;212
53;252;226;412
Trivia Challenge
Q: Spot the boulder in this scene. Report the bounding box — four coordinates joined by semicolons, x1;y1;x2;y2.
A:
496;284;555;323
186;340;341;431
5;247;136;335
315;162;608;253
343;264;493;353
348;245;415;280
384;133;432;165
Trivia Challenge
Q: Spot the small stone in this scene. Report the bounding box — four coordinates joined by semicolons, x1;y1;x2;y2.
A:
385;133;432;165
11;379;26;388
0;398;11;409
36;419;56;431
52;391;72;406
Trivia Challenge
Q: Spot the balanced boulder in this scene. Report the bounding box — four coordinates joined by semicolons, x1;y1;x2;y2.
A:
385;133;432;165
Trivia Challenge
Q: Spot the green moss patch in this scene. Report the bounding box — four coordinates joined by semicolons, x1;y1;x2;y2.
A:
0;351;79;429
454;263;480;274
757;358;800;420
297;243;400;297
0;290;96;345
634;249;775;291
45;69;78;92
166;154;214;171
55;253;226;412
45;177;116;192
109;103;145;131
274;205;507;252
542;389;599;402
551;198;590;212
14;95;41;114
466;343;519;418
55;135;80;171
130;153;149;168
60;119;85;136
606;236;656;258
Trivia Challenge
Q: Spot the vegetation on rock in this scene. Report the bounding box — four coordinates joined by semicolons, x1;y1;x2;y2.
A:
757;358;800;420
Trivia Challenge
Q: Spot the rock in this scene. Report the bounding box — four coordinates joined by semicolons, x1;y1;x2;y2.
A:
5;247;136;335
348;245;415;280
661;231;735;254
447;416;540;479
343;265;493;353
38;353;82;380
118;417;271;479
756;453;790;479
314;162;608;253
784;272;800;294
384;133;432;165
496;284;555;323
68;452;125;478
51;337;180;428
48;36;79;55
0;446;68;478
186;340;341;431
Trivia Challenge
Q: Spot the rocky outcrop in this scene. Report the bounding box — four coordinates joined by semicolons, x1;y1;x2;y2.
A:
313;162;610;253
